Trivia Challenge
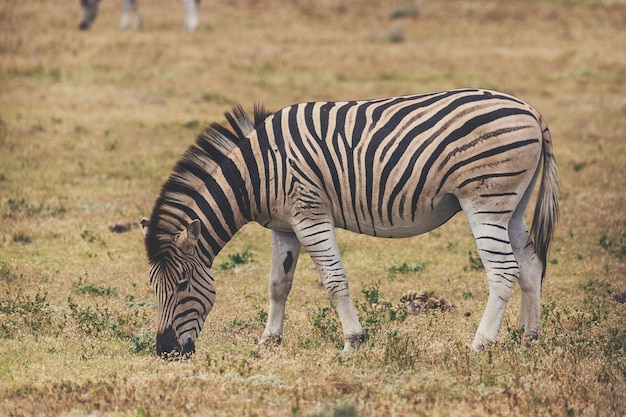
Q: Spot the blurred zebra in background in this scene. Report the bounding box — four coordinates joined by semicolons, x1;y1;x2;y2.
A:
142;89;559;357
79;0;200;31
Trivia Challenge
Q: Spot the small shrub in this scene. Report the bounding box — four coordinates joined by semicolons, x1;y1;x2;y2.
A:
382;330;419;371
183;120;200;130
224;307;267;332
129;329;155;355
389;2;420;20
80;227;105;245
602;327;626;358
358;283;406;344
202;93;234;105
506;325;526;348
4;198;42;217
541;300;563;327
0;292;48;315
104;139;117;151
387;261;427;279
361;283;382;306
68;298;113;336
599;233;626;258
67;296;151;342
303;404;360;417
579;279;613;324
255;308;268;324
466;249;484;271
49;67;61;82
310;306;342;348
580;278;613;297
127;407;150;417
74;277;117;297
218;248;254;270
0;260;12;280
0;292;54;338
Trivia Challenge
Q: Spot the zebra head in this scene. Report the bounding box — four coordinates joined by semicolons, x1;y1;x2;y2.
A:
142;217;215;359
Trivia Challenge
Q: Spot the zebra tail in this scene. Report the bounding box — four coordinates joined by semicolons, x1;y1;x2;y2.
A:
531;116;560;280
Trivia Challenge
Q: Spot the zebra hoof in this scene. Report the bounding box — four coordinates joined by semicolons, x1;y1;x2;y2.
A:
471;334;496;352
524;330;539;342
260;334;282;346
343;332;365;352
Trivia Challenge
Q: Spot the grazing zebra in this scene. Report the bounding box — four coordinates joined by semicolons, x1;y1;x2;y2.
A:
79;0;200;31
142;88;559;357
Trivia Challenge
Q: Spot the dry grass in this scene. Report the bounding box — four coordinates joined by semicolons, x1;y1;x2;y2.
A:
1;0;625;416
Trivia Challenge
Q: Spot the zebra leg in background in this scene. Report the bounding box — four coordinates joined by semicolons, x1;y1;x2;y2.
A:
260;230;301;346
182;0;199;31
464;210;519;351
121;0;142;30
294;220;364;352
79;0;100;30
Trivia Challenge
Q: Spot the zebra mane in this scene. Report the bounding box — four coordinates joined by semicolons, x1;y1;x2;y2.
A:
144;104;272;265
178;104;272;177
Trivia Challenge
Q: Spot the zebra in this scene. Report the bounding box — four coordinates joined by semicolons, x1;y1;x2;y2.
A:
79;0;200;31
141;88;559;357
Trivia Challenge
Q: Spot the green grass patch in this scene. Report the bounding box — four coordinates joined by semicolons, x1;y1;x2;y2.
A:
74;277;117;297
218;248;254;270
387;261;427;279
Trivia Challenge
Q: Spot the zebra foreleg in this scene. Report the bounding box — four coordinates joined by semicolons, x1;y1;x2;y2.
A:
260;230;301;346
293;220;364;352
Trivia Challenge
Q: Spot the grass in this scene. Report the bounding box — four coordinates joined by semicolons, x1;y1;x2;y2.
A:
218;248;255;271
1;0;625;416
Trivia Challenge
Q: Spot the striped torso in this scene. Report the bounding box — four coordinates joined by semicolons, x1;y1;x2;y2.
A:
240;89;542;237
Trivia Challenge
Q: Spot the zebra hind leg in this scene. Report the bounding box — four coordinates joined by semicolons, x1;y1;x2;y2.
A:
260;230;301;346
509;176;544;342
509;214;542;342
465;215;520;351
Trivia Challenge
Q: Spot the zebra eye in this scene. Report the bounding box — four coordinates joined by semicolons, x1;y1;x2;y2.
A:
177;281;189;292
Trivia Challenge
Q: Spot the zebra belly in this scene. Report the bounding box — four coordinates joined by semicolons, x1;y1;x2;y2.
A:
338;194;461;238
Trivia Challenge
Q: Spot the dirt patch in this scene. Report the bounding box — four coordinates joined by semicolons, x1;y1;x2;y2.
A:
612;291;626;304
396;290;455;315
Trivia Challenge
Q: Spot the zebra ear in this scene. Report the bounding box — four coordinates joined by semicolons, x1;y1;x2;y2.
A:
179;219;201;255
140;217;150;236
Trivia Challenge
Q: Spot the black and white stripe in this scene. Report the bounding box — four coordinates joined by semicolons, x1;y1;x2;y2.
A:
144;88;559;356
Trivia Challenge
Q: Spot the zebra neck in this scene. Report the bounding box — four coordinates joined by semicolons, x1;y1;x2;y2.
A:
198;210;249;267
195;158;252;266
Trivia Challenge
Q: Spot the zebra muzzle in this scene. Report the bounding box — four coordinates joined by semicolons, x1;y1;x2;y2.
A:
156;327;195;359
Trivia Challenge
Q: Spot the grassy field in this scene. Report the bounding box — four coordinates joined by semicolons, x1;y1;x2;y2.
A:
1;0;625;415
